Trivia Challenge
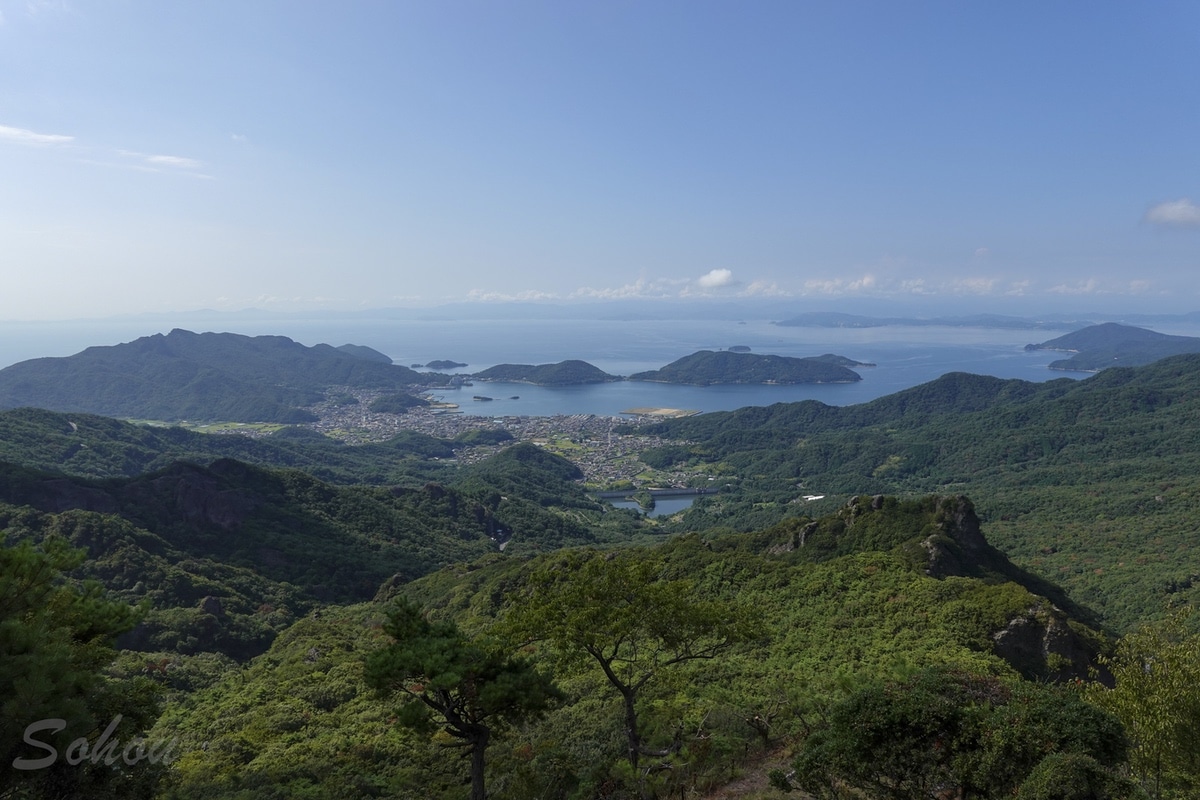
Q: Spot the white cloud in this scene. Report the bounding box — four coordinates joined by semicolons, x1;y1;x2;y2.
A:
740;280;788;297
848;274;877;291
467;288;560;302
947;277;997;294
146;154;203;169
696;268;734;289
0;123;73;145
900;279;932;294
974;247;990;258
1145;198;1200;228
800;274;875;295
119;150;204;171
114;149;210;178
1048;279;1100;295
570;277;682;300
26;1;72;18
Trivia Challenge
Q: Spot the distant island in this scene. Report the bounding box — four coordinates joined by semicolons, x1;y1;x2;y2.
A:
0;329;440;423
627;350;867;385
1025;322;1200;371
423;360;469;370
775;312;1087;331
472;360;620;386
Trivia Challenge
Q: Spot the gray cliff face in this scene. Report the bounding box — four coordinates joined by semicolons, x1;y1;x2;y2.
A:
917;495;1104;682
991;607;1106;683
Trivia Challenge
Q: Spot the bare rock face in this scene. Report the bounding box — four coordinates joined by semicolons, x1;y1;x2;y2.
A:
198;595;224;617
921;495;993;579
991;603;1107;683
914;496;1105;682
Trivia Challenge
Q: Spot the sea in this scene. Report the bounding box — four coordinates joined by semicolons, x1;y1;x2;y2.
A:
0;314;1140;418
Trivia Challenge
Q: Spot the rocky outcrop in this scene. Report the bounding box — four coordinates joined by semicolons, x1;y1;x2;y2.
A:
920;495;997;579
992;603;1109;683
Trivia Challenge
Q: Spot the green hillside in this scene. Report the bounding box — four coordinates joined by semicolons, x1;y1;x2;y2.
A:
640;353;1200;630
0;406;459;484
143;496;1117;800
0;441;617;662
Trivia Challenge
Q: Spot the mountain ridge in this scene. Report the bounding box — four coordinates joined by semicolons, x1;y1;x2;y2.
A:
0;329;436;423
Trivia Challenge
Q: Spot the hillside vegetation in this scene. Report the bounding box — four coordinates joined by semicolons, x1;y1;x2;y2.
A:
8;337;1200;798
640;353;1200;631
140;495;1118;800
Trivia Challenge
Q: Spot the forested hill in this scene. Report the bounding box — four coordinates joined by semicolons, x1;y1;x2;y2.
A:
0;329;435;423
627;349;864;385
472;359;619;385
141;494;1116;800
0;406;517;485
0;442;600;661
637;352;1200;630
1025;322;1200;371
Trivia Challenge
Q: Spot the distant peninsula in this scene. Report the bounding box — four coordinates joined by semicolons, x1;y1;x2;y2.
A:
775;312;1086;331
0;329;438;423
627;350;867;385
1025;322;1200;371
472;360;620;386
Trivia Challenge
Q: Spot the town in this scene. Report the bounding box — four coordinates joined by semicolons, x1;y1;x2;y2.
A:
305;388;700;490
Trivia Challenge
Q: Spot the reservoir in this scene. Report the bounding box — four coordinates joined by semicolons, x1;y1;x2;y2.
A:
608;496;697;517
597;488;715;518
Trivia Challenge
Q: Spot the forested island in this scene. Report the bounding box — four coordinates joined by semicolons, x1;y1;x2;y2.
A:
1026;321;1200;370
627;349;869;385
471;359;620;385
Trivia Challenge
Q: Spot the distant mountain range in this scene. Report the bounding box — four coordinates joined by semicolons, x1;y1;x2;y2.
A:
1025;322;1200;370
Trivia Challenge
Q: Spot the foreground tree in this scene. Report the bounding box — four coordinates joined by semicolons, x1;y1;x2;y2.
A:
364;597;559;800
791;667;1133;800
504;549;762;794
1085;607;1200;799
1;535;163;799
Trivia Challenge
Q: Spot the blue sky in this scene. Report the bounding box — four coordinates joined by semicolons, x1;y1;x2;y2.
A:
2;1;1198;320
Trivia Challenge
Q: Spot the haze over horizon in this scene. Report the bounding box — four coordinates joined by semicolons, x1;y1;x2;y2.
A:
2;2;1199;321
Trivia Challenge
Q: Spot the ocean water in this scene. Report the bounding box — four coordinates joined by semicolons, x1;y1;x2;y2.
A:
0;314;1142;417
